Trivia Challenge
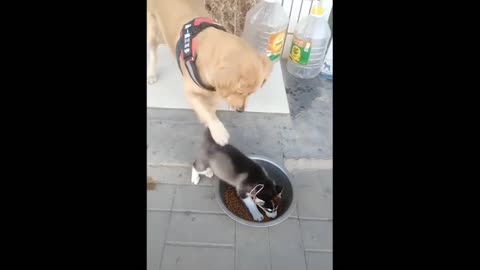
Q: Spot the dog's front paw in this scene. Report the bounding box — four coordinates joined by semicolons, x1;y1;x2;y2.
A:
252;211;264;222
147;73;158;85
209;121;230;146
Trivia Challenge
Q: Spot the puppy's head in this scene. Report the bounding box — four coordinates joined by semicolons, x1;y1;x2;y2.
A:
254;181;284;219
215;54;273;112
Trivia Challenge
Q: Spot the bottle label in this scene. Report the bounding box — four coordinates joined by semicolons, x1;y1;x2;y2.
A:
289;36;312;65
267;30;287;61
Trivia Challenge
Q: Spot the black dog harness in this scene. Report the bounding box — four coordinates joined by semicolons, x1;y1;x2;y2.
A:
176;18;226;91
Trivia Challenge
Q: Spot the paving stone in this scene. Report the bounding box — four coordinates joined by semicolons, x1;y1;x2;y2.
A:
147;184;176;210
160;245;234;270
290;200;298;218
288;169;332;219
147;114;289;165
289;169;332;189
306;252;332;270
148;111;290;166
284;158;332;171
295;186;332;219
147;212;170;270
301;220;333;250
147;120;204;165
281;69;333;160
148;165;213;186
217;111;289;165
269;219;306;270
236;224;270;270
166;213;234;245
148;166;188;180
173;185;221;212
227;128;284;164
280;114;332;160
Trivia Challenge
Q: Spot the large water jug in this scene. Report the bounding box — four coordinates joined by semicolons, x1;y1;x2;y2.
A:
241;0;289;62
287;2;331;79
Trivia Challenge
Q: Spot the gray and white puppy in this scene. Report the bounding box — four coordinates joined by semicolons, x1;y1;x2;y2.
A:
191;128;283;221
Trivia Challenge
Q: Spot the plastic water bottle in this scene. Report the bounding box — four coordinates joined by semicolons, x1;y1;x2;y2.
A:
287;2;331;79
241;0;289;62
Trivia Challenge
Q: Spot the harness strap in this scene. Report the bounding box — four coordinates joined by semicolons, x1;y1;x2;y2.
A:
175;18;226;91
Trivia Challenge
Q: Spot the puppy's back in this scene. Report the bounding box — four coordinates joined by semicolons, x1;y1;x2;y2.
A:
202;128;259;174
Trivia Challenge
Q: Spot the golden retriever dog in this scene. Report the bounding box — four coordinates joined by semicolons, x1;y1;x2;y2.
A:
147;0;273;146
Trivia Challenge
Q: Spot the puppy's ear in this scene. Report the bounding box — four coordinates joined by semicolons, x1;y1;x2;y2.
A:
275;185;284;198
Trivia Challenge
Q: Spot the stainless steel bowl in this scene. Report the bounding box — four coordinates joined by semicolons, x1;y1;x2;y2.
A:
214;156;295;228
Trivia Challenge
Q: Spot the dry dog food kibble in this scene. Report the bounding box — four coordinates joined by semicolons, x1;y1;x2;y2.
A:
224;186;283;222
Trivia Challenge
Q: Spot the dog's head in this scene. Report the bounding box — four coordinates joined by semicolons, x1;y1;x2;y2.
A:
252;181;284;219
215;53;273;112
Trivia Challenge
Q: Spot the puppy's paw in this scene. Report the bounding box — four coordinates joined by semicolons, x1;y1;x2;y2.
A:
147;73;158;85
191;167;200;185
191;174;200;185
209;121;230;146
252;211;264;222
204;168;214;178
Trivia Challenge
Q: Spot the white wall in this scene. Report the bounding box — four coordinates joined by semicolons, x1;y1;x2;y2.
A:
281;0;332;59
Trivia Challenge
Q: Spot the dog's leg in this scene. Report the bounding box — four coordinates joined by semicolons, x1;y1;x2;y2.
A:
147;47;158;84
191;160;213;185
186;91;230;146
147;12;160;84
208;119;229;146
240;194;264;221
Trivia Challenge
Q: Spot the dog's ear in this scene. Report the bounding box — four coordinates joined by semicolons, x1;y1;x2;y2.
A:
275;185;284;198
214;66;238;97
